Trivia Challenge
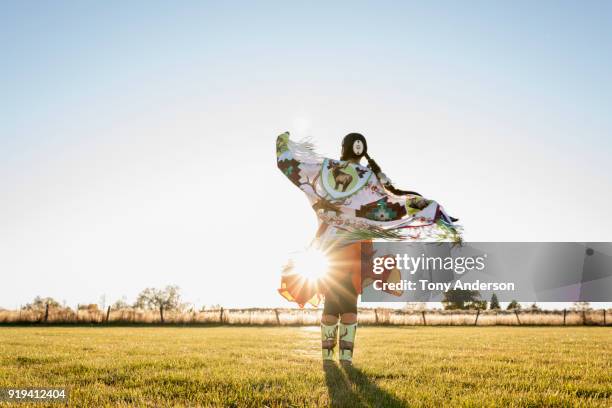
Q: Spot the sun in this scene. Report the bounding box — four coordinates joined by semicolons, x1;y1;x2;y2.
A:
292;248;330;283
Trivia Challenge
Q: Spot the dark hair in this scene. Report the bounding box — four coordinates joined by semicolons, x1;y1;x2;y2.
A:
340;133;368;161
341;132;422;197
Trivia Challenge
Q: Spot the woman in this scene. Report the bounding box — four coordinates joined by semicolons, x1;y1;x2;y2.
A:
276;131;460;366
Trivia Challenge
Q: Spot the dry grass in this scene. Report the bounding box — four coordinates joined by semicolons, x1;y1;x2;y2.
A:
0;307;609;326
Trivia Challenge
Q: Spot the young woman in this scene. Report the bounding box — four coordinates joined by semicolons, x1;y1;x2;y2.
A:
276;131;460;366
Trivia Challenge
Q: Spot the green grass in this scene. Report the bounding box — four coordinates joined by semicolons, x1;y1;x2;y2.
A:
0;327;610;407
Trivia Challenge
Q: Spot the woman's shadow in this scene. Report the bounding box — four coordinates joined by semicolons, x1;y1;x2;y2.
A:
323;362;405;408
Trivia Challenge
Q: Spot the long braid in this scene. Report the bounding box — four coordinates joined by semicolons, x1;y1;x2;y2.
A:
364;153;422;197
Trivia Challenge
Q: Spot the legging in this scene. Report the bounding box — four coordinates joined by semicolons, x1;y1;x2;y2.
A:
322;269;358;316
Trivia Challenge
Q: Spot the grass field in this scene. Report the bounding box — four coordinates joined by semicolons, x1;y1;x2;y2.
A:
0;327;610;407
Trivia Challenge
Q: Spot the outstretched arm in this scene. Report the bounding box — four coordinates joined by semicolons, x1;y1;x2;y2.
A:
276;131;322;187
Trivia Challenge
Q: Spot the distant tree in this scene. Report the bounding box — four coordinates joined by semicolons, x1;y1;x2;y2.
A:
98;295;107;310
472;300;487;310
22;296;61;310
529;302;541;311
571;302;592;312
442;290;482;310
134;285;183;322
489;293;500;310
506;300;521;310
200;304;222;312
403;302;427;311
112;297;131;310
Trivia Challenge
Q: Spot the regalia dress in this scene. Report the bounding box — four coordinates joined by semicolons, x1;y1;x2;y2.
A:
276;132;461;307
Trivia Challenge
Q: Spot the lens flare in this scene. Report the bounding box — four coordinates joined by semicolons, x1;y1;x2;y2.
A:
292;248;330;283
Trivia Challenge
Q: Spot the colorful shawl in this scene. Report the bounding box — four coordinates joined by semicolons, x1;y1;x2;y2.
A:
276;131;462;306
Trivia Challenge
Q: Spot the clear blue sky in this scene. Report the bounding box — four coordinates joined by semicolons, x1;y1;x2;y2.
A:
1;1;611;309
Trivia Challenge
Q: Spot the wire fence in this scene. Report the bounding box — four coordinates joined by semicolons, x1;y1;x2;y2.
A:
0;306;610;326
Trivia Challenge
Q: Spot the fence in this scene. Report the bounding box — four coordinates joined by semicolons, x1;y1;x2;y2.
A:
0;306;610;326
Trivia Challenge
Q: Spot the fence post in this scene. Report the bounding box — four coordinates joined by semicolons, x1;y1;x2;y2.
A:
374;309;379;324
421;310;427;326
604;309;607;326
474;309;480;326
219;307;224;324
563;309;567;326
160;304;164;323
44;303;49;323
514;309;521;325
274;309;280;326
106;306;111;323
76;304;79;323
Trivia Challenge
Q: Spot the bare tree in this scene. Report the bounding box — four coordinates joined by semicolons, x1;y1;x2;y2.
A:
112;296;130;310
98;294;107;310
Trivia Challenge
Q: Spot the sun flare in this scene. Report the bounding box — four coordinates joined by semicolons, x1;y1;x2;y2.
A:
291;248;330;282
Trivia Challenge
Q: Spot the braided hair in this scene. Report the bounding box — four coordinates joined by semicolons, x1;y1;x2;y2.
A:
340;133;422;197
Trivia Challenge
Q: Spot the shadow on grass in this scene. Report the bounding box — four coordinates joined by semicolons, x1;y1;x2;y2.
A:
324;362;405;408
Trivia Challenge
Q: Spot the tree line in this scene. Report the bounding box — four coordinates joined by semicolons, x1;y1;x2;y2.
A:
21;286;183;315
16;288;594;315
